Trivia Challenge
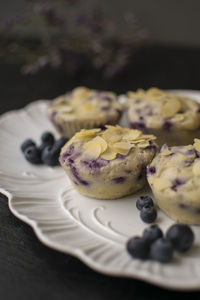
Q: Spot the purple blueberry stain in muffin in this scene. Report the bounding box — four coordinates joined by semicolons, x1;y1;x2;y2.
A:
59;145;74;163
112;176;126;184
81;158;109;173
186;149;196;156
171;178;185;191
117;154;126;160
147;166;156;175
101;106;110;111
178;203;189;210
130;121;147;133
70;165;89;185
146;141;157;151
162;119;172;131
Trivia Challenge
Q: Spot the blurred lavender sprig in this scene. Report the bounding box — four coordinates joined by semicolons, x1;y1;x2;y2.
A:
0;0;148;78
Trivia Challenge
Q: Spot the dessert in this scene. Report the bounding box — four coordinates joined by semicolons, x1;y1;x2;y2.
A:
126;88;200;147
47;86;123;138
147;140;200;224
59;125;157;199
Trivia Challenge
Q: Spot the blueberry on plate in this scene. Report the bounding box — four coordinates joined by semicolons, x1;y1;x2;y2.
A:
143;224;163;244
150;238;174;263
41;131;55;145
166;223;194;252
41;145;60;166
136;195;154;210
140;204;157;224
21;139;36;153
54;137;68;150
24;145;41;164
126;236;150;259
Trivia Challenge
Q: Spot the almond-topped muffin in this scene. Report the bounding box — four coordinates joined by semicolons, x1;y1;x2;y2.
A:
47;87;123;138
147;140;200;224
59;125;157;199
126;88;200;147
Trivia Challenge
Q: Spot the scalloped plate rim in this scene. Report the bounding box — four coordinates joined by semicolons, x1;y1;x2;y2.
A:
1;90;200;291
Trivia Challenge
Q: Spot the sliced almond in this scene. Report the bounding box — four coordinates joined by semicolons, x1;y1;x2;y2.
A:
141;135;157;141
122;129;141;141
153;177;171;191
94;136;107;153
72;86;88;98
74;128;101;139
162;98;181;118
101;148;117;160
112;141;132;155
137;141;150;148
192;160;200;176
102;129;122;143
161;148;173;156
84;137;102;158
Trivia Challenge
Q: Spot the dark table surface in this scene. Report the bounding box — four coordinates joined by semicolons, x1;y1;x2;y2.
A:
1;45;200;300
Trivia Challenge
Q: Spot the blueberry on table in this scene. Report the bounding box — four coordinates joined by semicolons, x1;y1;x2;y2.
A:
143;224;163;244
41;131;55;145
150;238;174;263
136;195;154;210
41;145;60;166
140;204;157;224
24;146;41;164
54;137;68;150
126;236;149;259
21;139;36;153
166;223;194;252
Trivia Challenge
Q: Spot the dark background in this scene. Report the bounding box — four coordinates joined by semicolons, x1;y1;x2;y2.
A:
1;1;200;299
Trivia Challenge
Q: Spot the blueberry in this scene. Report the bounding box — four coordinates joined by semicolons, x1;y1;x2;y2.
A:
41;145;59;166
38;142;48;153
21;139;36;153
41;131;55;145
166;223;194;252
140;205;157;224
126;236;149;259
150;238;174;263
136;195;154;210
143;224;163;244
54;137;68;150
24;146;41;164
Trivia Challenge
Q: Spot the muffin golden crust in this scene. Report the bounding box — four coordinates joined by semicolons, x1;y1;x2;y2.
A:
147;140;200;224
47;87;123;138
59;125;157;199
126;88;200;147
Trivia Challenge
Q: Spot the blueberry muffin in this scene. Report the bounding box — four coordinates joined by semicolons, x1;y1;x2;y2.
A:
59;125;157;199
47;87;123;138
126;88;200;147
147;140;200;224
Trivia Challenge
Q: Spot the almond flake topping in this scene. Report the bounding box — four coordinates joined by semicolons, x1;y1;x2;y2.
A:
74;125;157;161
162;98;181;118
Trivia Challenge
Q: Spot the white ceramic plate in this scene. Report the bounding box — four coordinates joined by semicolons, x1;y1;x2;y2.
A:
1;90;200;291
